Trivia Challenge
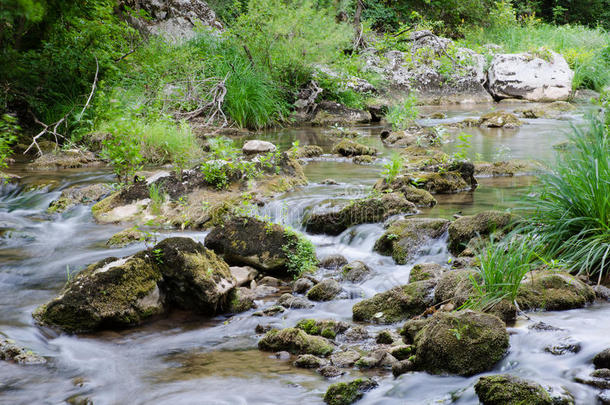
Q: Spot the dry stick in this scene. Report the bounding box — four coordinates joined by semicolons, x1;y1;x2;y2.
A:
25;57;99;156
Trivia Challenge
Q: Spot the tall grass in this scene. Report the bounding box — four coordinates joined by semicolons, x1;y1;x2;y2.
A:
460;23;610;91
464;235;540;310
526;115;610;282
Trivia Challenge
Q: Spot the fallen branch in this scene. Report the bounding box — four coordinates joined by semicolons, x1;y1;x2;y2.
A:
171;74;230;128
79;56;99;118
24;110;69;156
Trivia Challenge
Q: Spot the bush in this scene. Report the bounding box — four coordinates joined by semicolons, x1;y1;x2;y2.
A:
386;94;418;130
527;113;610;282
101;131;143;184
0;114;19;171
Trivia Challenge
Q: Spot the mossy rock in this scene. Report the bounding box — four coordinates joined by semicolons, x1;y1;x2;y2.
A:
304;192;416;236
258;328;333;356
410;263;447;282
296;319;349;339
106;227;147;248
48;184;112;213
294;354;327;368
516;271;595;311
478;111;523;128
33;255;164;333
374;177;437;208
332;139;377;157
205;216;317;277
474;160;543;177
28;149;102;170
296;145;323;158
341;261;372;283
411;171;469;194
374;217;450;264
33;237;236;332
0;338;46;365
515;101;575;119
307;279;342;302
434;269;479;307
447;211;516;255
352;155;375;165
352;279;435;323
475;375;553;405
323;378;378;405
407;310;509;376
312;101;372;126
152;237;236;314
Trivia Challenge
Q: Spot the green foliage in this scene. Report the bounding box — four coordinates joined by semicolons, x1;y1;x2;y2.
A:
511;0;610;28
526;114;610;282
0;114;19;170
201;160;231;190
452;132;473;162
101;131;143;184
382;153;403;184
282;230;318;278
386;94;419;131
148;184;166;215
464;235;540;311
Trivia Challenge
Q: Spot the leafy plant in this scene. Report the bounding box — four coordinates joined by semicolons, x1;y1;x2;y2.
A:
201;160;231;190
148;184;166;215
452;132;472;162
101;132;143;184
386;94;419;131
382;153;403;184
282;229;318;278
0;114;19;172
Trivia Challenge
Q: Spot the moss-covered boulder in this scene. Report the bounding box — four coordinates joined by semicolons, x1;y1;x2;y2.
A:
475;375;553;405
341;261;372;283
312;101;372;126
374;176;437;207
477;111;523;128
323;378;378;405
352;280;435;323
434;269;479;307
34;237;236;332
295;145;324;158
332;139;377;157
296;319;349;340
258;328;334;356
304;193;416;235
48;183;112;213
374;218;450;264
307;279;342;301
28;149;102;170
205;216;316;277
403;310;509;376
447;211;516;255
409;263;448;282
474;160;543;177
294;354;327;368
516;271;595;311
152;237;236;314
106;227;147;248
33;255;164;333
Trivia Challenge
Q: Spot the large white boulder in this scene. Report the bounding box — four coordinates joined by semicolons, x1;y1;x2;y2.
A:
487;51;573;101
242;140;277;156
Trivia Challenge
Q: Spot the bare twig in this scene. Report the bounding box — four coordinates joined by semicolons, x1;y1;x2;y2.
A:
79;56;99;118
24;110;69;156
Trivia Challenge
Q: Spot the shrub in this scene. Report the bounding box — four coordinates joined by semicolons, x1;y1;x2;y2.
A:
0;114;19;171
282;229;318;278
526;114;610;282
382;153;403;184
101;131;143;184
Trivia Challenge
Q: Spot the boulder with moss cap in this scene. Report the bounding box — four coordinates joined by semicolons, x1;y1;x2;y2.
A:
374;217;450;264
258;327;334;356
516;271;595;311
475;375;554;405
304;192;416;236
402;310;509;376
447;210;516;255
323;378;378;405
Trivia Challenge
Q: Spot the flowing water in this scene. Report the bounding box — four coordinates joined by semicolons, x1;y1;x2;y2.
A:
0;103;606;404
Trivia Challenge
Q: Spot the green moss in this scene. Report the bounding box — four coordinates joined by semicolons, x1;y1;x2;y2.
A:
282;230;318;278
323;378;378;405
321;328;336;339
258;328;333;356
352;280;434;323
413;171;468;194
106;227;146;248
516;271;595;311
448;211;516;255
332;139;377;157
475;375;553;405
296;319;320;335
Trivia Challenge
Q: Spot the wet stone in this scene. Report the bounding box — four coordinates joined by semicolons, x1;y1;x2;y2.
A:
277;293;313;309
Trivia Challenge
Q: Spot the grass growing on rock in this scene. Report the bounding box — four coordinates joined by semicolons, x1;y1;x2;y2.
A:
282;229;318;279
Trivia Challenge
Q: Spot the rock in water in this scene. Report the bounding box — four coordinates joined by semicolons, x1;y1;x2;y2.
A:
323;378;378;405
475;375;553;405
447;210;516;255
205;216;316;276
516;271;595;311
374;217;450;264
48;183;112;213
487;51;573;101
594;348;610;369
242;140;277;156
258;328;333;356
307;279;342;301
0;338;46;365
34;237;236;332
403;310;509;376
